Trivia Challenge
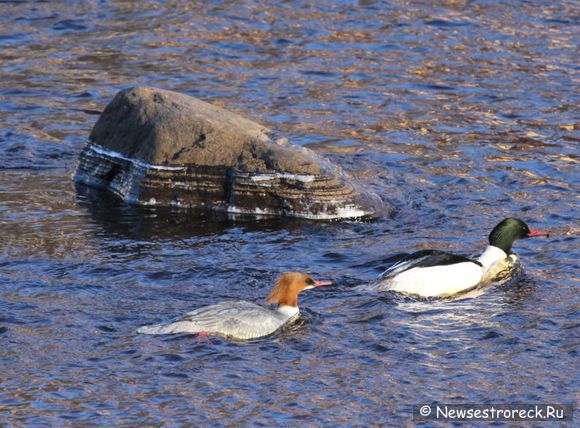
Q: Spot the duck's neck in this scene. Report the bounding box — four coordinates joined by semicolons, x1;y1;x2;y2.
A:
478;245;508;270
488;229;516;254
277;305;299;320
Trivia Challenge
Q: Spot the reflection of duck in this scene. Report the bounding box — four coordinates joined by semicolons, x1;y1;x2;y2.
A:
373;218;549;298
137;272;331;340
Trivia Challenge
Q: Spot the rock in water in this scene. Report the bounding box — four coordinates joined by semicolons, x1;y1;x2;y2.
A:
74;86;382;220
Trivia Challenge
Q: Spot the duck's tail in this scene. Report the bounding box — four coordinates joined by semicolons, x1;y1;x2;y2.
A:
137;322;190;335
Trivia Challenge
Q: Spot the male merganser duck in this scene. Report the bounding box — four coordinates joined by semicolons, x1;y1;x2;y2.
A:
137;272;332;340
373;218;548;298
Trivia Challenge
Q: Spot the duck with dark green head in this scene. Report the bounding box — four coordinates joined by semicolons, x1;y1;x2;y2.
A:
374;218;549;298
486;217;548;254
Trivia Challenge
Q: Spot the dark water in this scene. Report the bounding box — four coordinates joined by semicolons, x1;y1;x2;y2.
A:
1;0;578;425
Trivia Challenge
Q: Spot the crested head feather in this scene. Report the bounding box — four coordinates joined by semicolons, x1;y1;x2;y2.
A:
267;272;293;305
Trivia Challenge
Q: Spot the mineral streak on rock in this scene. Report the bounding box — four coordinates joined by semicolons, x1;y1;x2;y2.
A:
74;86;381;220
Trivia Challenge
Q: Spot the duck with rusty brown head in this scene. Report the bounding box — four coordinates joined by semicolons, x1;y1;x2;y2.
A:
138;272;332;340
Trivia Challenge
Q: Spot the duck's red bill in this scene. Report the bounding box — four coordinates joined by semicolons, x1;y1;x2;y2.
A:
313;280;332;287
528;229;549;237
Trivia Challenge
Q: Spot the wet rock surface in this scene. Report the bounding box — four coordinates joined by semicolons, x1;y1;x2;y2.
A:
75;86;381;219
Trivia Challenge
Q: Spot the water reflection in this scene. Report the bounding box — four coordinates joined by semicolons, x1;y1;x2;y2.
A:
76;183;240;241
75;182;346;242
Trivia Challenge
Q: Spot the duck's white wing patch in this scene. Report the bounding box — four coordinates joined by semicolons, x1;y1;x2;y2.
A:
378;257;427;280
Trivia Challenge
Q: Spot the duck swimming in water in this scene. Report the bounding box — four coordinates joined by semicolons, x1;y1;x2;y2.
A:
137;272;332;340
373;218;548;298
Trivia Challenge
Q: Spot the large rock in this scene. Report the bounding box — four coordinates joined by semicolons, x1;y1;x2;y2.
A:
74;86;381;220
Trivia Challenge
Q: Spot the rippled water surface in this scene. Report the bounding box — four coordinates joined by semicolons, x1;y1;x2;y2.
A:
1;0;578;425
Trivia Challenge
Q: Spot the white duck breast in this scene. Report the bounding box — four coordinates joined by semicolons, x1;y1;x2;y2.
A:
137;301;295;340
478;245;508;270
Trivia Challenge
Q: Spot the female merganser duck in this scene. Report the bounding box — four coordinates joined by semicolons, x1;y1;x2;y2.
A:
373;218;548;298
137;272;332;340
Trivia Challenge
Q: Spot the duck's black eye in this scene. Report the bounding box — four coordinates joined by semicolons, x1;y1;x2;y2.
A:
305;278;315;285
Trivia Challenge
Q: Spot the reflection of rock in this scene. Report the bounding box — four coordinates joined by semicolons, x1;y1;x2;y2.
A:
74;86;381;220
75;184;293;242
